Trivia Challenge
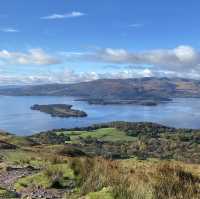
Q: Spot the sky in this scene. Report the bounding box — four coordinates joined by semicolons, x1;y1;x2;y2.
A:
1;0;200;84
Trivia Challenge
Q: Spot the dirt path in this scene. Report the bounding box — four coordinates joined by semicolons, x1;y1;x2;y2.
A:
0;166;38;190
20;187;69;199
0;166;76;198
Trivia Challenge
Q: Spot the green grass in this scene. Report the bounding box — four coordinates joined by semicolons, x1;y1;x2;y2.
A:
2;149;52;168
0;187;18;198
3;150;36;166
86;187;114;199
59;128;137;143
0;132;33;147
7;136;33;146
15;163;74;191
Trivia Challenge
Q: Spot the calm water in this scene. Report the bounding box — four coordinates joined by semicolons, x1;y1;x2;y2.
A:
0;96;200;135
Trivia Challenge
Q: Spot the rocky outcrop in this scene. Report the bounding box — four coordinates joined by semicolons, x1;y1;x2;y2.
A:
0;140;17;150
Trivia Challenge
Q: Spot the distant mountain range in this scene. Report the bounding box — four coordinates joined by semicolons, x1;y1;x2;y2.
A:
1;77;200;104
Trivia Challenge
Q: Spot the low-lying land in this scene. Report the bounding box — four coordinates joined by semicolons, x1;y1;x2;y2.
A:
77;98;164;106
31;104;87;118
0;122;199;198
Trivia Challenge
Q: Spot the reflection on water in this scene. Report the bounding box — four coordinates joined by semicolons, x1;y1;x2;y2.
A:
0;96;200;135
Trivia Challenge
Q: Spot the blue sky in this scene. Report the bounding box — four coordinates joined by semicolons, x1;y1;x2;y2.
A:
1;0;200;84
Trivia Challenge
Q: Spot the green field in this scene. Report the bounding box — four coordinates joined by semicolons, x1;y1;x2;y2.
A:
59;128;137;143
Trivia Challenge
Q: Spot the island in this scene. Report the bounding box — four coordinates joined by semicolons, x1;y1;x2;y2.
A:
85;99;159;106
76;97;171;106
30;104;87;118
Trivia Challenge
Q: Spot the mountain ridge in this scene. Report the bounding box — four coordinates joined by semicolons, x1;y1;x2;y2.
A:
1;77;200;101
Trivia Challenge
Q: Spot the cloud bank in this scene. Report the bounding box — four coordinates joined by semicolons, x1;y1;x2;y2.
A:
67;45;199;69
1;45;200;85
0;69;153;85
0;48;61;65
64;45;200;77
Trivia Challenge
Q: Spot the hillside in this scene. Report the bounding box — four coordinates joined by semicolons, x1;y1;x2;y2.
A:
1;77;200;99
0;122;199;198
32;122;200;163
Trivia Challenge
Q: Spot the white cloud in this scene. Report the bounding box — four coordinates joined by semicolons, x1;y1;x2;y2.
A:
173;45;197;62
41;11;85;20
0;48;61;65
128;23;143;28
1;28;19;33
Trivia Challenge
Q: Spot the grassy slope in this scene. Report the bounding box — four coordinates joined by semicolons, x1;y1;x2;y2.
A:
15;163;74;191
60;128;137;143
70;157;200;199
0;124;200;198
0;132;34;147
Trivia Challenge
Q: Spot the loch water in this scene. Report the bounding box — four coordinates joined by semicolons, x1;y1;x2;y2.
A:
0;96;200;135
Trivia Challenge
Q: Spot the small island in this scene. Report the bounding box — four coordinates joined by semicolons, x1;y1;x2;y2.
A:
31;104;87;118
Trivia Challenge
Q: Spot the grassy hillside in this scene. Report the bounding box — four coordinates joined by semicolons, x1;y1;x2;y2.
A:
34;122;200;163
0;122;200;198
